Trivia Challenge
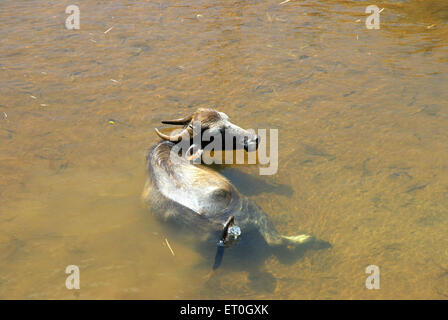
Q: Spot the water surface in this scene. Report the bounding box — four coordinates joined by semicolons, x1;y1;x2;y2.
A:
0;0;447;299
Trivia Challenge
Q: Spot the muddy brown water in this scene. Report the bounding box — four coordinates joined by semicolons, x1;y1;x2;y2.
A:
0;0;447;299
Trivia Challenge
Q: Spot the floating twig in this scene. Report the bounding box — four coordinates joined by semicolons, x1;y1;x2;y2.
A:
165;238;175;256
279;0;290;4
104;27;113;34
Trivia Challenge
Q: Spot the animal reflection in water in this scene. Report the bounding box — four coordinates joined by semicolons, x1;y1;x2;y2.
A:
142;108;330;292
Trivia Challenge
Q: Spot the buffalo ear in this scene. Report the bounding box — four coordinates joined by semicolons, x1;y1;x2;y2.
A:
221;216;235;242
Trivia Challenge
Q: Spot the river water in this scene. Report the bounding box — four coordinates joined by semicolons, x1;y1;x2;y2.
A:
0;0;447;299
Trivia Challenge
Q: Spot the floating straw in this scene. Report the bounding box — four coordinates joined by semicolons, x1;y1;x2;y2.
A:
165;238;175;256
